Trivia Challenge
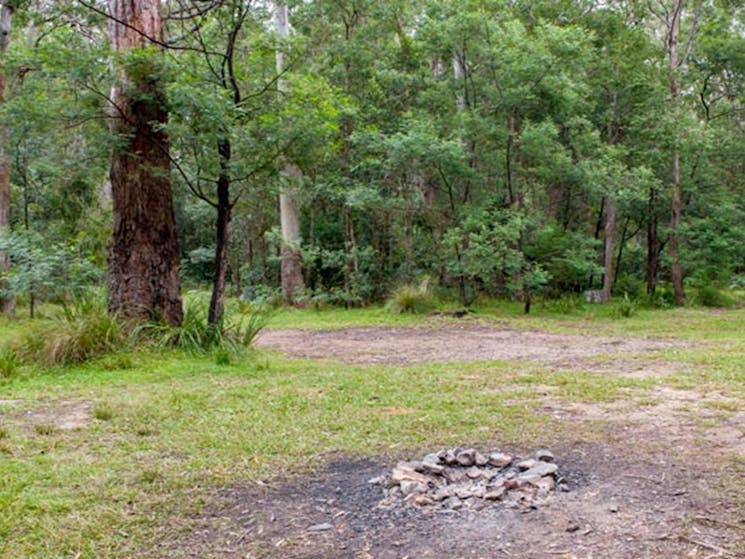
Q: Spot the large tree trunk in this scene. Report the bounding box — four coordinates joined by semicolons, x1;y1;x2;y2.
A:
275;0;305;305
108;0;183;325
668;0;686;305
0;2;14;315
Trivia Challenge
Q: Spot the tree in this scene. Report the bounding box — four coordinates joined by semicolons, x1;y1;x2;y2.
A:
275;0;305;306
0;0;15;314
107;0;183;325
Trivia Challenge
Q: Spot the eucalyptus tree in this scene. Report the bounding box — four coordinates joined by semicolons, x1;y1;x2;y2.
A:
105;0;183;325
0;0;16;314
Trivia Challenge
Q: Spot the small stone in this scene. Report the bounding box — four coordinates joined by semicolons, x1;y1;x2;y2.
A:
307;523;333;532
410;494;435;506
444;449;459;465
520;462;559;478
516;475;541;488
466;466;483;479
392;465;430;484
455;486;474;499
446;469;466;483
504;478;520;490
470;486;486;499
474;452;489;466
566;521;580;533
535;449;555;462
488;452;513;468
423;453;442;465
533;476;555;492
368;475;385;485
443;496;463;510
484;487;506;500
516;459;538;471
421;462;445;476
456;449;477;467
400;480;425;496
609;504;619;513
433;487;452;501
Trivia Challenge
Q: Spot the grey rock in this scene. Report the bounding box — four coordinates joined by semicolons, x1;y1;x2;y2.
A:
488;453;513;468
474;452;489;466
423;453;442;465
456;448;477;467
516;459;538;471
392;465;430;484
443;496;463;510
433;486;452;501
400;480;426;496
466;466;483;479
520;462;558;478
484;487;506;500
535;449;555;462
307;523;333;532
420;460;445;475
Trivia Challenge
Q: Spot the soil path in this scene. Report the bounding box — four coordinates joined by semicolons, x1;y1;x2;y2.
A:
255;324;687;375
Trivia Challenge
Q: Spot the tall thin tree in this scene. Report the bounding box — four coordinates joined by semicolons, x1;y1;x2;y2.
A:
0;1;14;314
108;0;183;325
668;0;686;305
275;0;305;305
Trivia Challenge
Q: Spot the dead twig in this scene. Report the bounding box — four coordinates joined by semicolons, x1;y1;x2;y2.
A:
679;535;735;557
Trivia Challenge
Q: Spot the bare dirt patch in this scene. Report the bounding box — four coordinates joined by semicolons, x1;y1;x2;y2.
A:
254;324;688;377
158;435;744;559
2;398;93;431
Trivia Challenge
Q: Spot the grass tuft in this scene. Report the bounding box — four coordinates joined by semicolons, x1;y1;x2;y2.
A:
0;349;20;378
385;277;435;314
93;402;115;421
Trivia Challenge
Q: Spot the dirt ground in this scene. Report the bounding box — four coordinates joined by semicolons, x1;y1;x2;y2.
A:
152;324;745;559
253;324;686;375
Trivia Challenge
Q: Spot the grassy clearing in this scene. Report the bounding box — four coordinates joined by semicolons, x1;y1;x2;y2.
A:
0;302;744;557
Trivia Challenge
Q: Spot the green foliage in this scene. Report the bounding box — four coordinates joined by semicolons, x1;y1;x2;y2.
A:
696;286;735;308
136;295;271;355
0;349;20;378
13;301;124;366
542;295;584;315
0;231;103;310
612;293;638;319
385;277;435;314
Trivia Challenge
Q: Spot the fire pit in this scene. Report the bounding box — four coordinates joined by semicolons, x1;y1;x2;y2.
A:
372;448;566;511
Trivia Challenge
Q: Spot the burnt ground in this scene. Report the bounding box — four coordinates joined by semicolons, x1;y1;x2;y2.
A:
145;324;745;559
159;437;744;559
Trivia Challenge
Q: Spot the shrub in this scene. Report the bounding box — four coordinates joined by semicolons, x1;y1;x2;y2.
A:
612;293;638;318
137;298;272;354
697;286;735;308
542;295;584;315
385;278;435;314
0;349;19;378
15;304;124;366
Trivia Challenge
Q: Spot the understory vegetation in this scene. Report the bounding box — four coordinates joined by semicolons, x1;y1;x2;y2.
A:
0;0;743;318
1;305;745;558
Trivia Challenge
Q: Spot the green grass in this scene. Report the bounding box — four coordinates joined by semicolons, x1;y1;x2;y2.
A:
0;302;744;557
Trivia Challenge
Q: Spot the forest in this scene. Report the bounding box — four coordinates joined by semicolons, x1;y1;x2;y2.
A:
3;3;745;558
0;0;743;325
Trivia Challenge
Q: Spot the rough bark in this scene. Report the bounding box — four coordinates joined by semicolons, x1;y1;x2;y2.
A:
668;0;686;305
208;137;231;325
0;2;14;315
275;0;305;305
602;197;616;303
108;0;183;325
